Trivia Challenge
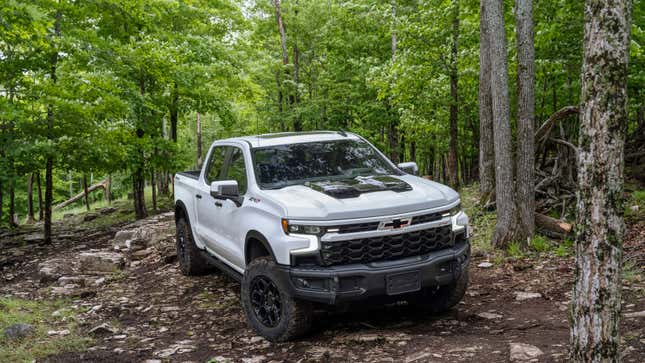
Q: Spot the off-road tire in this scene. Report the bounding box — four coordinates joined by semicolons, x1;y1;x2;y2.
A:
410;267;469;313
241;257;313;342
176;216;210;276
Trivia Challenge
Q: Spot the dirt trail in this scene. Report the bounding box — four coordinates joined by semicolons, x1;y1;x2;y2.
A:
1;212;643;362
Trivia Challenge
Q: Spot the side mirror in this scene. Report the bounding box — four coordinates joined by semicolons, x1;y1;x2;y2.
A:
210;180;242;206
397;161;419;175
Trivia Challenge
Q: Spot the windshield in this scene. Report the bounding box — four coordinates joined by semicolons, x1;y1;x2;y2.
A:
252;139;398;189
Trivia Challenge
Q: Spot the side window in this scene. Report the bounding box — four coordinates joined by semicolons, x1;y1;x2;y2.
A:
225;148;248;195
205;146;228;184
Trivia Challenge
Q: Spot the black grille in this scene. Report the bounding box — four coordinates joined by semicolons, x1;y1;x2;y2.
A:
320;226;453;266
336;222;380;234
411;212;443;225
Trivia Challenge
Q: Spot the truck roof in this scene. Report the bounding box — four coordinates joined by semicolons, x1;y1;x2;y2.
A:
222;131;361;148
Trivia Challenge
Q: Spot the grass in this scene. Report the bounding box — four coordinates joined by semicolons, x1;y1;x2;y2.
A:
0;297;91;362
529;234;550;253
459;183;497;256
625;189;645;222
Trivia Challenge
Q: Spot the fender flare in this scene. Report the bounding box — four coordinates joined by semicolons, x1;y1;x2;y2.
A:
245;230;277;264
175;200;190;224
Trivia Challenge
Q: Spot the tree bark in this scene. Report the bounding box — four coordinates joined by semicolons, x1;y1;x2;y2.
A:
105;174;112;204
36;171;43;220
27;173;35;223
487;0;519;248
44;10;61;244
151;170;157;211
478;0;495;197
170;81;178;142
515;0;535;243
0;181;3;226
9;184;16;227
570;0;631;361
388;121;399;163
82;174;90;211
196;112;202;169
133;167;147;219
447;0;460;190
54;180;106;209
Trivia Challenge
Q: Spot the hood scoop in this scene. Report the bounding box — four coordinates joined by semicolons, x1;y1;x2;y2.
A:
305;175;412;199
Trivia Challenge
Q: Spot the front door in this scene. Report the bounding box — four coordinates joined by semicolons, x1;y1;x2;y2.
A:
195;145;229;256
216;146;249;268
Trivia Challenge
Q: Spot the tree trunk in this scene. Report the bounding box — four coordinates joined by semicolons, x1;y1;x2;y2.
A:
478;0;495;196
27;173;35;223
293;43;302;131
36;171;43;220
196;112;203;169
447;0;460;190
133;168;147;219
570;0;631;361
0;181;3;226
105;174;112;203
9;184;16;227
410;140;416;162
515;0;535;243
151;170;157;211
388;121;399;163
55;180;107;210
82;174;90;211
170;81;178;142
44;10;61;244
487;0;519;248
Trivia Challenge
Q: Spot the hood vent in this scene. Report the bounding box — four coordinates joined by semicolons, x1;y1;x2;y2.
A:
305;175;412;199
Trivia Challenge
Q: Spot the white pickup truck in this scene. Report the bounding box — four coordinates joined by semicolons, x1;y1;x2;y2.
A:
174;131;470;341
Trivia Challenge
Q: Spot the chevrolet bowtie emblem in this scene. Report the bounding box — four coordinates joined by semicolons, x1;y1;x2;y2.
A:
378;218;412;230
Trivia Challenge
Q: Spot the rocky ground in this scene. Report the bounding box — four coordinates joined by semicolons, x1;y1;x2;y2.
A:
0;208;643;363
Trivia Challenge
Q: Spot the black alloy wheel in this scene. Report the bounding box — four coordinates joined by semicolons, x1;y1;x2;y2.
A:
250;276;282;327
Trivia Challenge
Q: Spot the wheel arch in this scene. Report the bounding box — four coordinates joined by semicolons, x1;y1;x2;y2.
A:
245;230;277;265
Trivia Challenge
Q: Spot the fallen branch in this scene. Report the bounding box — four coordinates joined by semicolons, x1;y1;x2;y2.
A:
535;106;579;144
55;179;108;210
535;212;573;239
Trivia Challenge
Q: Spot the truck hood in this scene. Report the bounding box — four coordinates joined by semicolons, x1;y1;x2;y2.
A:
260;175;459;220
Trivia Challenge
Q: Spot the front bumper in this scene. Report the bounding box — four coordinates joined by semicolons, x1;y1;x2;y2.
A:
274;239;470;305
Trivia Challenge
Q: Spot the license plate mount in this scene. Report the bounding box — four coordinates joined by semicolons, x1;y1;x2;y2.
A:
386;270;421;295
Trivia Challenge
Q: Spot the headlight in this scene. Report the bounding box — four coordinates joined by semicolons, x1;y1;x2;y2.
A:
282;219;325;235
442;203;462;217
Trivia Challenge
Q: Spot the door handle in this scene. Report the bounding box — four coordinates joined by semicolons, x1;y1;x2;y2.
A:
214;201;223;207
196;194;202;199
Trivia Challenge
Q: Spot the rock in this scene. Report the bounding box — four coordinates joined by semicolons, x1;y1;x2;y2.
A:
405;351;432;363
624;311;645;318
47;329;70;336
89;323;116;336
514;291;542;301
4;323;34;340
99;207;117;215
509;343;543;361
477;312;503;320
57;275;87;287
23;233;44;243
126;239;148;252
79;251;124;273
477;262;494;268
143;360;162;363
51;284;81;296
63;213;75;219
38;258;74;283
242;356;266;363
154;340;196;358
83;213;99;222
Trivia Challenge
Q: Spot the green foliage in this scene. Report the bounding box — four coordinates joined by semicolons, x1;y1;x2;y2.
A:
529;234;550;253
507;242;524;258
0;298;91;361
